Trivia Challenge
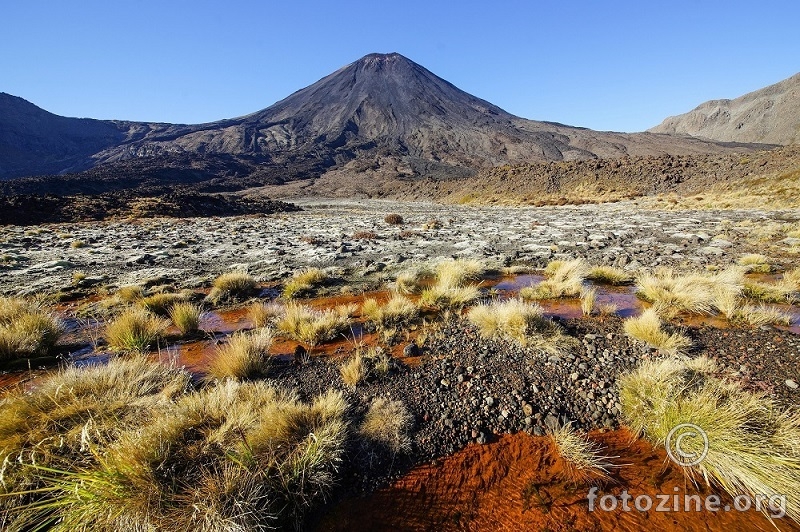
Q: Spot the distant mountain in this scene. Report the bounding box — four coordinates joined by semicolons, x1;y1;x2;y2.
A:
0;53;766;183
649;72;800;145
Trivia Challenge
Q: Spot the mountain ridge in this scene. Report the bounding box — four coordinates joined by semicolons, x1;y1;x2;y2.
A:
649;72;800;145
0;53;773;182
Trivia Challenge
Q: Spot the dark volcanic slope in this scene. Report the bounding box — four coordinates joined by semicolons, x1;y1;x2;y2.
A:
1;53;768;184
649;72;800;145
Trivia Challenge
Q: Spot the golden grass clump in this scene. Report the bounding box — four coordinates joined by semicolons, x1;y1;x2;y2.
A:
737;253;772;273
0;297;64;360
434;258;487;288
139;291;190;315
0;358;192;526
207;271;257;304
275;302;352;347
340;352;368;389
521;258;587;300
635;267;744;318
362;294;418;329
580;288;596;316
207;329;273;381
586;265;633;285
168;301;203;335
19;381;350;531
116;285;145;303
359;397;413;454
105;307;169;353
248;301;286;328
466;299;572;353
418;284;480;310
393;267;432;294
549;422;612;484
785;267;800;289
623;309;691;355
619;357;800;523
742;279;797;303
282;267;328;299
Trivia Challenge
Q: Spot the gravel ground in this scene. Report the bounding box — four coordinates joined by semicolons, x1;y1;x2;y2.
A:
2;198;796;296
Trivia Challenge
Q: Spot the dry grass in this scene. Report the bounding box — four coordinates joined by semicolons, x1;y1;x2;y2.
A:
207;271;257;304
340;352;367;389
419;284;480;310
139;291;190;315
17;381;350;531
0;358;192;527
207;329;273;381
623;309;691;355
0;297;64;360
105;307;169;353
742;279;797;303
596;302;618;318
168;301;203;335
393;267;432;294
549;422;612;484
580;288;596;316
737;253;772;273
435;258;487;288
586;265;633;285
619;357;800;523
275;302;352;347
785;267;800;289
466;299;572;353
362;295;418;329
282;267;328;299
635;267;744;318
116;285;145;303
359;397;413;454
248;301;286;328
521;258;587;300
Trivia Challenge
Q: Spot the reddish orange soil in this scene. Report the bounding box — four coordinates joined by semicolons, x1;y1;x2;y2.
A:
316;429;798;532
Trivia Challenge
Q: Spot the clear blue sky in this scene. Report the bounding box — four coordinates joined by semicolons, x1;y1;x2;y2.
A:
2;0;798;132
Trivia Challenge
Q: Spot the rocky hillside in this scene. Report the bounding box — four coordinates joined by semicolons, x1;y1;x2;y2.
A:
1;53;763;183
649;72;800;145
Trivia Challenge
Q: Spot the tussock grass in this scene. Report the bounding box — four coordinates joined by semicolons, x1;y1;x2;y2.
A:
20;381;350;531
207;271;257;304
393;267;432;294
0;297;64;360
597;302;618;318
635;267;744;318
207;329;273;381
737;253;772;273
168;301;203;335
275;303;352;347
623;309;691;355
742;280;797;303
619;357;800;523
785;267;800;289
521;258;587;300
466;299;572;353
282;268;328;299
139;291;190;316
384;213;404;225
105;307;169;353
362;295;418;329
116;285;145;303
419;284;480;310
586;265;633;285
580;288;596;316
0;358;192;526
435;258;487;288
340;352;367;389
248;301;286;328
549;423;612;484
359;397;412;454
